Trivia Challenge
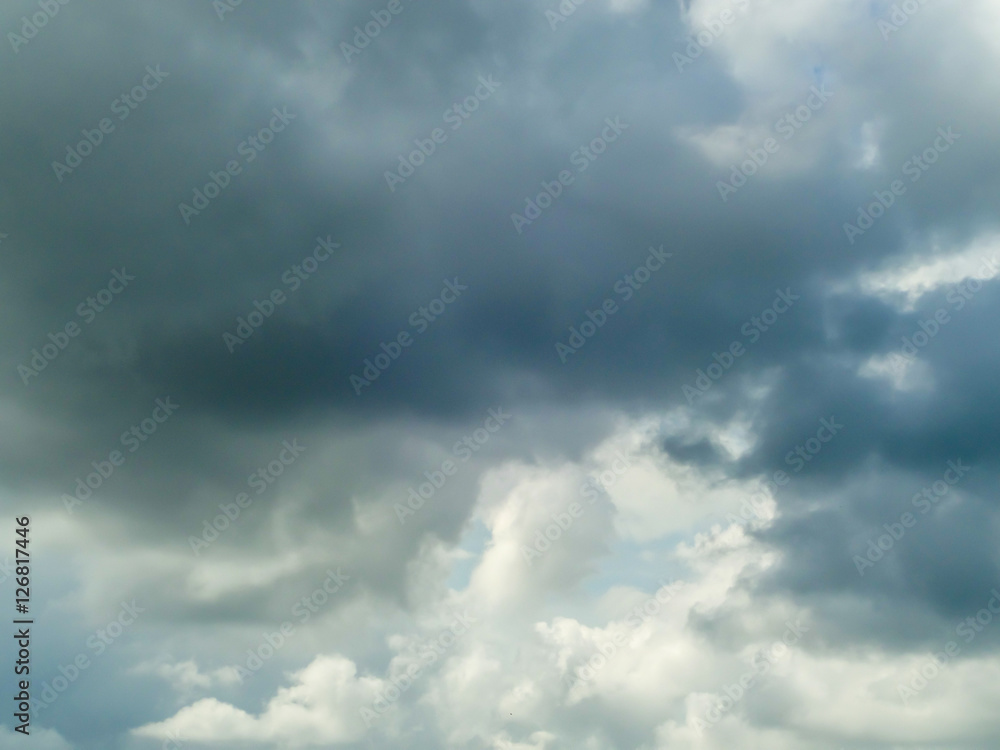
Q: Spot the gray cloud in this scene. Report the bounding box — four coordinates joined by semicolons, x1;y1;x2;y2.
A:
3;0;1000;748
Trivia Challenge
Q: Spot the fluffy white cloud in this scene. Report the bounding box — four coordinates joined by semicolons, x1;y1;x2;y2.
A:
133;655;385;747
118;404;1000;748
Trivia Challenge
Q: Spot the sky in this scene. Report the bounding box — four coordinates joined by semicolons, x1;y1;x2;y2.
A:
2;0;1000;748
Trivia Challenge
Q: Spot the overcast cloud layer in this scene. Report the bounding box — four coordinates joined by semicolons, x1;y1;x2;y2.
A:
2;0;1000;748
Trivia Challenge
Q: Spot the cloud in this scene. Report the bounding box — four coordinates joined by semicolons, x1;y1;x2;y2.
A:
133;655;383;747
4;0;1000;747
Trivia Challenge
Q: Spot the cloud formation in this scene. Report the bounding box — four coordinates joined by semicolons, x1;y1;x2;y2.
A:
2;0;1000;747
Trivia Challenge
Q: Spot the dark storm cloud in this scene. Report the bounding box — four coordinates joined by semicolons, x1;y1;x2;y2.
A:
0;0;994;586
3;1;1000;747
